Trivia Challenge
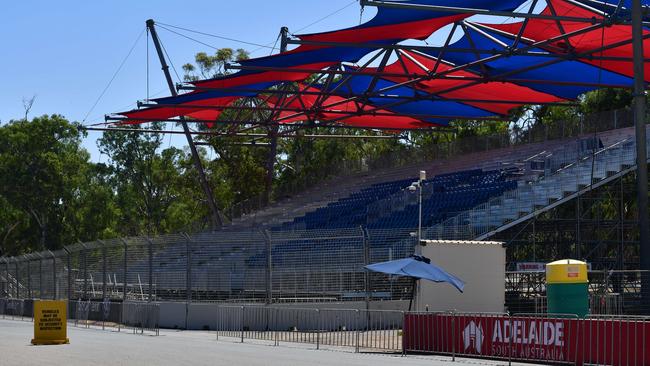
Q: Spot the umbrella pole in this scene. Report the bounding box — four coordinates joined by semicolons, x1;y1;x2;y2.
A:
408;277;417;311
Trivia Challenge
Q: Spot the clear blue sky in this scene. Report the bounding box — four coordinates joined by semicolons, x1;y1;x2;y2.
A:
0;1;531;162
0;0;370;161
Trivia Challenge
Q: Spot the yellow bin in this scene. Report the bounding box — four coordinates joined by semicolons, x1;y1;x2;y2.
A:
31;300;69;345
546;259;589;317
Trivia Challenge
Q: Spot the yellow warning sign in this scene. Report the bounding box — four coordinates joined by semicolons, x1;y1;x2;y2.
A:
31;300;69;345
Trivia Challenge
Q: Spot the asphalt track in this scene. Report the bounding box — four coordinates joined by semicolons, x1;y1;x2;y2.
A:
0;319;536;366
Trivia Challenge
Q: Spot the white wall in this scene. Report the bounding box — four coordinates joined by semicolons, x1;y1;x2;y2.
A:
159;300;410;330
416;240;505;313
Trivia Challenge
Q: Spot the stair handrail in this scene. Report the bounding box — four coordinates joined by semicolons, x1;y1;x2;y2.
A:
424;134;640;240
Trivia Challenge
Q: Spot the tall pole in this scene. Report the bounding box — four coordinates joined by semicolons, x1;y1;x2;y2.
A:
418;182;423;245
146;19;223;229
264;27;289;206
418;170;426;246
631;0;650;310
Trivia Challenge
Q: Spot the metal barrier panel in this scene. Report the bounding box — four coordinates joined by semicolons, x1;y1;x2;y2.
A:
66;300;159;336
581;315;650;366
0;299;33;321
404;312;650;366
215;305;404;353
357;310;404;352
215;305;244;340
272;307;320;346
122;302;160;335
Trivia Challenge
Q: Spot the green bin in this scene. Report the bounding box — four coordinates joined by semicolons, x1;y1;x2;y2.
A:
546;259;589;318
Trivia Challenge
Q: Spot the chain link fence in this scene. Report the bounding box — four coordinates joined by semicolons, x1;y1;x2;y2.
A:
505;270;650;315
0;227;419;304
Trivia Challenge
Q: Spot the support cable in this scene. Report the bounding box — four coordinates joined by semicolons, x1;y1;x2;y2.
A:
156;22;276;50
146;27;150;101
158;35;182;83
82;28;145;123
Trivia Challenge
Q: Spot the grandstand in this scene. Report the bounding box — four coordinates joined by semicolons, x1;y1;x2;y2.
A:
229;125;638;234
2;0;650;321
3;122;644;308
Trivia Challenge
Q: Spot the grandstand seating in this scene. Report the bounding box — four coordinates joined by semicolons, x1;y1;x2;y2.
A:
274;168;519;231
228;127;637;231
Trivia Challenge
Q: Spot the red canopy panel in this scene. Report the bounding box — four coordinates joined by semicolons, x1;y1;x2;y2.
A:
297;14;467;53
119;96;238;127
192;62;333;88
268;85;435;130
484;0;650;81
365;50;566;115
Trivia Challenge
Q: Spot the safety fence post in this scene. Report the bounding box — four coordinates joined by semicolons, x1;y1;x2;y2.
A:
240;306;245;343
451;311;456;362
315;309;320;350
355;309;360;353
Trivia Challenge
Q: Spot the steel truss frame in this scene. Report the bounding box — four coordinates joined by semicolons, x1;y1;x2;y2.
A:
495;173;640;270
105;1;646;138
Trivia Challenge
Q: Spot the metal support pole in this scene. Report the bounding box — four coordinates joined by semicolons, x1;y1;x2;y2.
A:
362;227;372;331
49;251;56;299
14;260;19;299
1;259;6;298
101;241;107;301
39;255;43;299
26;257;31;299
632;0;650;312
65;248;72;301
146;19;223;229
263;26;289;206
122;239;128;301
362;227;371;317
82;244;88;300
263;230;273;305
147;238;153;302
183;233;192;329
418;179;423;245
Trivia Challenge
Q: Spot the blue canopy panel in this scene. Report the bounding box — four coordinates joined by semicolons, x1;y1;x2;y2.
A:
238;46;380;69
574;0;650;19
238;0;528;71
152;81;276;105
324;71;496;124
436;25;633;99
299;0;527;31
575;0;650;24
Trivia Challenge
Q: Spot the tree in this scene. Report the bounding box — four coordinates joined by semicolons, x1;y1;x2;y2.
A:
97;123;217;235
182;48;249;81
0;115;94;254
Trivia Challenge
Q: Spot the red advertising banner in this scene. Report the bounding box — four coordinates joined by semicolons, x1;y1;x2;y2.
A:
404;313;650;365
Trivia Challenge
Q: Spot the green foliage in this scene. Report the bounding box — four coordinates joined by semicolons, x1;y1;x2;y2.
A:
182;48;250;81
0;115;96;254
97;125;214;235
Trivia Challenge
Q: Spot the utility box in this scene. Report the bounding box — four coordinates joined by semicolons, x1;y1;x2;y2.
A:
418;240;506;313
546;259;589;318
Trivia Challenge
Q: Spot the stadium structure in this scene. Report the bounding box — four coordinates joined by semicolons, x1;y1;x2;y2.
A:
2;0;650;318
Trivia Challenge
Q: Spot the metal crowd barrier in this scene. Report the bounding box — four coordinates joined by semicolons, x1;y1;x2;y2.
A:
68;300;160;336
403;311;650;366
0;298;33;321
215;305;404;353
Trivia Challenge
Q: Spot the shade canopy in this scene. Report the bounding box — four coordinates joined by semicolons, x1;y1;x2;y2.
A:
365;255;466;292
108;0;649;131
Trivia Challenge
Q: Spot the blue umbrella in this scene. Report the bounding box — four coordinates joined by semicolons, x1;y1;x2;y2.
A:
365;255;465;310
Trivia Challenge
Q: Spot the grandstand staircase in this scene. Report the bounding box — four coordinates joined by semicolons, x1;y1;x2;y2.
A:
0;271;21;299
426;128;648;241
